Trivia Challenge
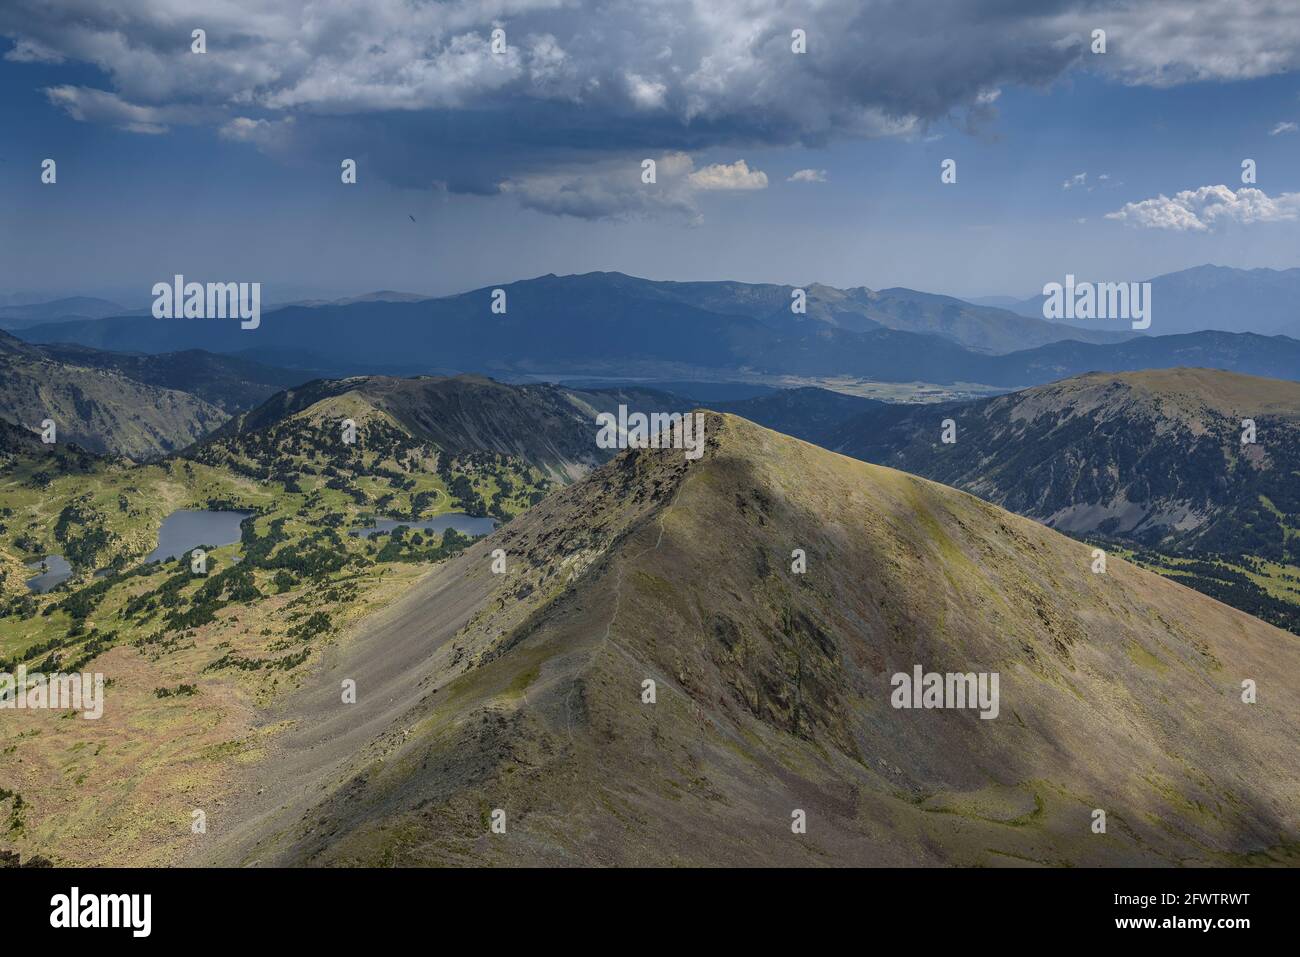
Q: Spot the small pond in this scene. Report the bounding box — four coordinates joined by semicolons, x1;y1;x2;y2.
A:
349;513;497;539
25;555;72;593
145;509;255;563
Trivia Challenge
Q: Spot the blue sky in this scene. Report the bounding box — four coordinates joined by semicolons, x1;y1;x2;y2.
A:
1;1;1298;306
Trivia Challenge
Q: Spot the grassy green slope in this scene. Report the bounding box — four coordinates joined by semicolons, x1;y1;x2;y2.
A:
0;384;571;864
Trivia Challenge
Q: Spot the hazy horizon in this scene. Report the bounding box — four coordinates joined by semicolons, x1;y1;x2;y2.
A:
7;260;1300;315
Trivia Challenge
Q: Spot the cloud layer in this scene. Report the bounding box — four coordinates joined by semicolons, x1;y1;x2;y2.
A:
6;0;1300;218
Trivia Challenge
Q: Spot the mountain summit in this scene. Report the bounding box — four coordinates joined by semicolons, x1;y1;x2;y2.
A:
196;414;1300;866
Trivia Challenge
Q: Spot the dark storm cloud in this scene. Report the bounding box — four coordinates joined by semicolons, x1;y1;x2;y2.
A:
5;0;1300;218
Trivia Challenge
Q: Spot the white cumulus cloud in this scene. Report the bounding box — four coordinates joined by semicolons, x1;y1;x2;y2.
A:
688;159;768;190
1105;185;1300;231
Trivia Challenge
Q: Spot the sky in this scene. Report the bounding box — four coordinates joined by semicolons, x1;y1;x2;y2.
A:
1;0;1299;306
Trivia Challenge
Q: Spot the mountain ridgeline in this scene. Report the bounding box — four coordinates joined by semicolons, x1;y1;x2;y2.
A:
831;368;1300;563
0;328;318;459
0;296;129;331
0;329;227;460
197;374;714;485
1005;264;1300;339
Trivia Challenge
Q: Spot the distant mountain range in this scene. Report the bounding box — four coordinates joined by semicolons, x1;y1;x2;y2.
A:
17;269;1300;388
8;264;1300;466
597;274;1130;352
0;296;131;331
0;291;439;331
997;264;1300;338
